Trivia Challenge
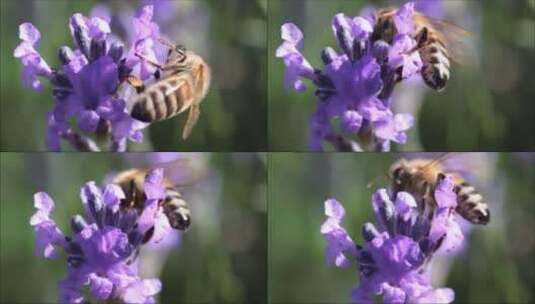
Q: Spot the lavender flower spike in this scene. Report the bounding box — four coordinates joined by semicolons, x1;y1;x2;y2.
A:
14;5;167;151
322;175;462;303
276;23;317;92
321;199;357;268
277;2;423;151
30;169;174;303
13;23;53;90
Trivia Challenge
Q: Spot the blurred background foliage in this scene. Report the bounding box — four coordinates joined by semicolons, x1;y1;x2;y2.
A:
0;152;267;303
269;0;535;151
269;153;535;303
0;0;267;151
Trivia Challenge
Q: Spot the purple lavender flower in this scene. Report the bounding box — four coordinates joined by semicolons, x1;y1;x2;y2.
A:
277;2;422;151
30;169;174;303
14;5;165;151
321;175;463;303
13;23;53;91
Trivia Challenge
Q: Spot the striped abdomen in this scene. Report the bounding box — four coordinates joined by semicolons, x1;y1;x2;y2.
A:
454;182;490;225
130;73;196;123
419;36;451;91
163;188;191;230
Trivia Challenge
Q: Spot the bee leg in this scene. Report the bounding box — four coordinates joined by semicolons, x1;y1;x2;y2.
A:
135;52;165;70
129;179;137;208
142;226;155;244
393;66;403;83
135;52;179;72
126;247;140;265
414;27;429;48
436;173;446;183
125;75;145;93
154;69;161;80
421;181;435;214
421;181;431;202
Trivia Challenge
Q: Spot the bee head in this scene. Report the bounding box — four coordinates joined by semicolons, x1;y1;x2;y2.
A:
389;159;411;185
158;37;188;65
165;44;187;65
174;44;186;56
372;10;396;44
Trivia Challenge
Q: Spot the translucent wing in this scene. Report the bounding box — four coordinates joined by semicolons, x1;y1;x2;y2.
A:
182;104;200;140
441;153;496;184
413;12;479;68
145;154;209;187
421;152;454;171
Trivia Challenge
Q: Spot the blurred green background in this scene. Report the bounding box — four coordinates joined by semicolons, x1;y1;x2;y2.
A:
268;0;535;151
0;152;267;303
269;153;535;303
0;0;267;151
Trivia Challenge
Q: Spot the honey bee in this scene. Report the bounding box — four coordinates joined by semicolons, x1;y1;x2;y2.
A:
389;157;490;225
372;7;476;91
112;167;192;243
125;37;211;139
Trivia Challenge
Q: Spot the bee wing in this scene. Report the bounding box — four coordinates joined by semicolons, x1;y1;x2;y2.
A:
442;153;497;185
413;13;479;68
148;154;209;187
421;152;453;170
181;104;200;140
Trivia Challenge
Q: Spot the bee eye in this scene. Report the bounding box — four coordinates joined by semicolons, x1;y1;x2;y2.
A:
392;167;402;179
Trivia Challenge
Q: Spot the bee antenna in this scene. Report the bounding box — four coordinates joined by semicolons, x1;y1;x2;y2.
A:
423;153;452;170
157;37;186;58
157;36;175;48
